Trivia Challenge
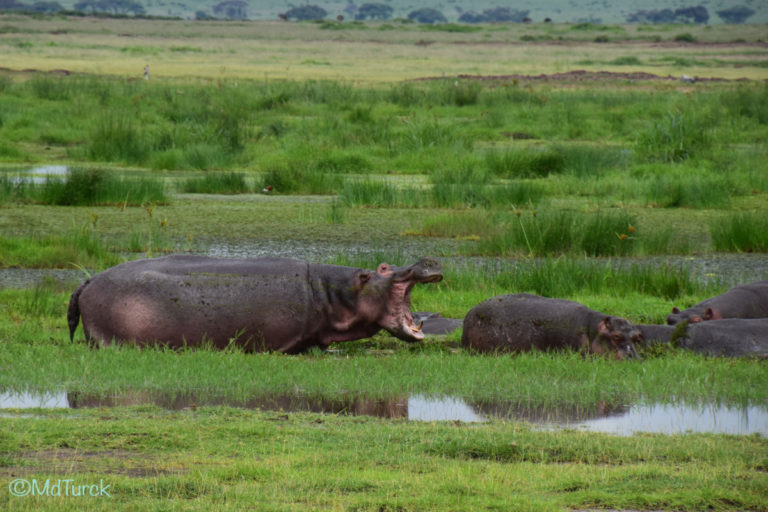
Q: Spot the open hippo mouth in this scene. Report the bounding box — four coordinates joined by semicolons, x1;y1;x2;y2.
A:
384;258;443;342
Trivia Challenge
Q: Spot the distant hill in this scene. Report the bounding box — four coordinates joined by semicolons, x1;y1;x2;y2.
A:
12;0;768;24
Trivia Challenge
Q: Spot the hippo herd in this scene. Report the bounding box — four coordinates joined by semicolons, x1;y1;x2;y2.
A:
67;256;768;359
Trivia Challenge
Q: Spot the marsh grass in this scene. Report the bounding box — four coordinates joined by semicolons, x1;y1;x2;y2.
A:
339;178;425;207
260;163;342;195
0;225;121;268
642;171;732;208
180;172;250;194
463;209;638;257
636;109;713;163
709;212;768;252
449;257;709;301
37;167;167;206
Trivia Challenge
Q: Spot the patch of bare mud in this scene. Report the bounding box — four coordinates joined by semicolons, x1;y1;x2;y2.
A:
415;69;745;83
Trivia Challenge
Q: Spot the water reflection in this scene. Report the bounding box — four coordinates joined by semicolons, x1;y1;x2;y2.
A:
1;390;765;436
4;165;68;184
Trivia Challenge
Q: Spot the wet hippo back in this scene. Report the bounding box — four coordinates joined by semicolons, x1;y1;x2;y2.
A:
77;256;314;352
667;280;768;325
461;293;641;359
680;318;768;358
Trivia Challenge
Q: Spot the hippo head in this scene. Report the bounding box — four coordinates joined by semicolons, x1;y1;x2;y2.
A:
667;306;718;325
367;258;443;342
592;317;642;359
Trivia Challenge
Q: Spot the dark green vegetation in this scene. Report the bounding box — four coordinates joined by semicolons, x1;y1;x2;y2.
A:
2;75;768;259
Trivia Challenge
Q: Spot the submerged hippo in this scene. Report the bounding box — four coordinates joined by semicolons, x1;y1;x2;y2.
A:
461;293;642;359
68;255;442;353
637;319;768;358
667;280;768;325
411;312;464;335
679;318;768;358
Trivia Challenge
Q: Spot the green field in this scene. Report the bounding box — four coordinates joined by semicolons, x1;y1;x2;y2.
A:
1;14;768;511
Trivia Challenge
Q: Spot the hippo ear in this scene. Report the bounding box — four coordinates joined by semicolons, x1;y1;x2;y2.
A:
598;317;612;334
672;307;680;314
356;271;373;287
376;263;393;277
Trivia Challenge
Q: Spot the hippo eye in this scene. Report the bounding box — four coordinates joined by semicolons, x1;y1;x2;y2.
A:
611;334;623;342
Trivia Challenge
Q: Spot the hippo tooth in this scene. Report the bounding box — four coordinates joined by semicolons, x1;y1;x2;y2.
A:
413;322;423;333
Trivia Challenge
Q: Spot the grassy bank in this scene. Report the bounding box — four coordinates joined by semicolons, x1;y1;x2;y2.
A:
1;407;765;511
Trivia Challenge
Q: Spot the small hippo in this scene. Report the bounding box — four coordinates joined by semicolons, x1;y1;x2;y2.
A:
68;255;442;353
678;318;768;358
411;312;463;335
667;280;768;325
461;293;642;359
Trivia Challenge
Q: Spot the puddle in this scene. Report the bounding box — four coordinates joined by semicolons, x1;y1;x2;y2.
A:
1;390;765;436
2;165;68;184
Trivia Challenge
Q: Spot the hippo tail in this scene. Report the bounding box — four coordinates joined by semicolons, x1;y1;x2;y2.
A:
67;280;88;342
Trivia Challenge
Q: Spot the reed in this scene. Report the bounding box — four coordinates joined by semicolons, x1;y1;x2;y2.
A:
37;168;167;206
180;172;251;194
709;212;768;252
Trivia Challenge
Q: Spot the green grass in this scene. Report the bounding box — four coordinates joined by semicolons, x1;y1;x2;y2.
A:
1;168;168;206
1;406;765;511
710;211;768;252
0;226;122;269
180;172;251;194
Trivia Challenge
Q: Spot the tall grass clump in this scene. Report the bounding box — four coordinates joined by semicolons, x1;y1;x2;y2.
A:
483;144;625;180
580;209;637;257
721;84;768;125
486;181;546;207
476;209;637;257
430;164;490;208
709;212;768;252
438;79;482;106
0;174;34;204
339;179;423;208
445;257;709;301
89;115;149;164
484;148;566;178
636;109;712;162
28;76;71;101
261;164;342;195
643;173;732;208
180;172;250;194
38;168;167;206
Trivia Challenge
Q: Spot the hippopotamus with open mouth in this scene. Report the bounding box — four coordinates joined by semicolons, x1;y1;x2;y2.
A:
68;255;442;353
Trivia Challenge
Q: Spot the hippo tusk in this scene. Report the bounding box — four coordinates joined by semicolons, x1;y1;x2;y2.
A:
413;322;423;333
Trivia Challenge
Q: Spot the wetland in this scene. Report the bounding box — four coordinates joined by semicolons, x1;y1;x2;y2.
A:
1;13;767;511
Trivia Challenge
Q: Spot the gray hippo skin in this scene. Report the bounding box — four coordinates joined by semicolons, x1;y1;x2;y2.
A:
679;319;768;358
68;255;442;353
411;312;463;335
461;293;642;359
636;324;677;344
667;280;768;325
